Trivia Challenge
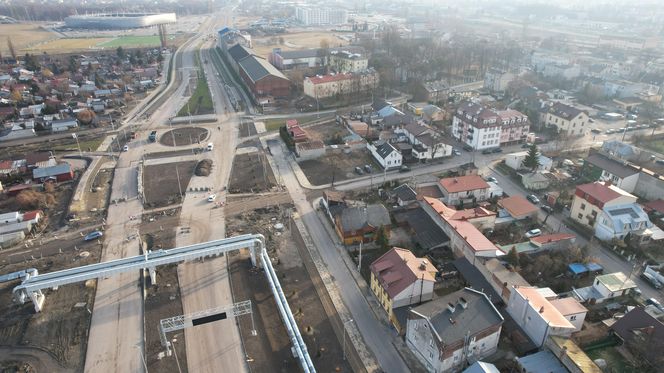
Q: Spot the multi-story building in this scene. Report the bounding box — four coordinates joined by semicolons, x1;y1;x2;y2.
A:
544;102;589;136
268;48;325;70
570;181;637;229
370;247;437;331
329;50;368;73
437;175;491;206
406;288;504;373
452;102;529;150
483;69;515;92
303;70;379;99
295;7;348;25
394;123;452;160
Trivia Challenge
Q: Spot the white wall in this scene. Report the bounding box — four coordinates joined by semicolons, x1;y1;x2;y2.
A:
601;171;638;193
393;280;435;308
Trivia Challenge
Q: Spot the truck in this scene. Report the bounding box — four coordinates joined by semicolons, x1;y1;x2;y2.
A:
148;131;157;142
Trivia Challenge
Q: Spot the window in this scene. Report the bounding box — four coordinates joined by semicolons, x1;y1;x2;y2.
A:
570;315;577;321
581;203;586;210
429;352;434;359
578;213;583;219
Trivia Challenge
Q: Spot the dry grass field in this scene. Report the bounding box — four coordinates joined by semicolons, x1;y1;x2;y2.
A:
251;31;350;58
0;24;59;54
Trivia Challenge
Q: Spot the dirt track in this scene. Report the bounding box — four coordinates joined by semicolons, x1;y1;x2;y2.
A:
0;346;74;373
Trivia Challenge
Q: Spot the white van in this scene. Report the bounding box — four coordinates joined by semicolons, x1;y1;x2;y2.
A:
206;143;214;151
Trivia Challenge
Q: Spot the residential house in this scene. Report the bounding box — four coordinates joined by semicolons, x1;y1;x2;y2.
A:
50;118;78;132
452;101;529;150
496;196;538;223
303;70;379;99
286;120;308;142
0;212;21;225
421;105;445;124
544;102;589;136
515;351;567;373
528;233;577;251
573;272;637;303
542;64;581;80
463;362;499;373
0;221;33;236
505;151;553;171
595;202;662;243
395;123;452;160
32;163;74;183
483;69;515;92
294;140;325;161
438;175;490;206
422;197;501;262
506;286;577;347
367;141;402;170
268;48;324;70
549;298;587;332
328;50;368;73
582;152;639;193
392;205;451;251
570;181;637;229
521;172;551;190
370;247;437;331
601;140;642;162
405;288;504;373
477;258;530;302
422;196;496;231
611;307;664;367
22;210;43;225
392;184;417;206
422;80;449;103
517;335;602;373
332;203;391;245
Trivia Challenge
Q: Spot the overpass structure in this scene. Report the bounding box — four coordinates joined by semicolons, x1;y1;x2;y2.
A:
6;234;316;373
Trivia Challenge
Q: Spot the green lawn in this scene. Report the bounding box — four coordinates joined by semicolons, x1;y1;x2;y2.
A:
98;35;169;48
177;52;214;117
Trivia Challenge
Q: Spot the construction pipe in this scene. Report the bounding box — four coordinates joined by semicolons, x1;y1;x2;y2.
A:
261;249;316;373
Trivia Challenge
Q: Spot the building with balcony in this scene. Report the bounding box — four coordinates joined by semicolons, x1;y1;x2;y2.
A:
451;101;529;151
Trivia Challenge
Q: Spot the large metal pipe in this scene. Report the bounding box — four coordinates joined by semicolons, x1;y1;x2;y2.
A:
261;249;316;372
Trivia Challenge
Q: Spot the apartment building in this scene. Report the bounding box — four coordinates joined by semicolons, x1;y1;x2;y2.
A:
303;70;379;99
544;102;589;136
295;7;348;25
452;101;529;150
329;50;368;73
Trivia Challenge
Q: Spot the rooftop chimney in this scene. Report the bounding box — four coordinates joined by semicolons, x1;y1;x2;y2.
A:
419;260;428;271
539;306;545;314
447;302;456;314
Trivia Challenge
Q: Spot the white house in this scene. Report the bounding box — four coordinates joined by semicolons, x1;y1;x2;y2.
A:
595;203;659;243
504;151;553;171
367;141;402;170
452;101;529;150
438;175;490;205
0;211;21;225
395;123;452;160
484;69;515;92
549;298;587;332
544;102;589;136
406;288;504;373
51;118;79;133
585;153;640;193
506;286;577;347
573;272;638;303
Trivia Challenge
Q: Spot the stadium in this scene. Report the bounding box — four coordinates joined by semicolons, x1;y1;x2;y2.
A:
64;13;177;29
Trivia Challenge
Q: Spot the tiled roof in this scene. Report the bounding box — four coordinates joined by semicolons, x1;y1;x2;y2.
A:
530;233;576;245
498;196;538;218
548;102;584;119
424;196;495;221
576;181;633;205
439;175;489;194
22;210;43;221
513;287;575;328
370;247;436;298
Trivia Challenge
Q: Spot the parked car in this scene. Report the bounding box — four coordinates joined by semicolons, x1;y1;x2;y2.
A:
525;228;542;238
364;164;373;173
656;159;664;165
482;149;493;155
122;145;129;152
399;165;410;173
605;129;615;134
492;148;503;153
541;205;553;214
646;297;664;311
590;128;601;134
354;166;364;175
463;144;474;151
84;231;103;241
641;272;663;289
526;194;540;204
207;142;214;151
207;194;217;202
486;176;498;183
452;149;461;156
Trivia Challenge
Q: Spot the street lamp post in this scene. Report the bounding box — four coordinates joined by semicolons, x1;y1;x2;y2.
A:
133;344;148;372
343;318;354;361
171;338;183;373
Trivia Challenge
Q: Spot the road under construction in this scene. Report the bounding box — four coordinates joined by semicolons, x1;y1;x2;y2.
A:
1;234;316;373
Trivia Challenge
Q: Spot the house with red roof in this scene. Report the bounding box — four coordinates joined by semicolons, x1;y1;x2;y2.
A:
370;247;437;331
570;181;637;228
497;195;538;223
286;119;308;142
438;175;491;206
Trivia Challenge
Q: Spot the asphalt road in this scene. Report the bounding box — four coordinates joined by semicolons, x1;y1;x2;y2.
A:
268;141;411;372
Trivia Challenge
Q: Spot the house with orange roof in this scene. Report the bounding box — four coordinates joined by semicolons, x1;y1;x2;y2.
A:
497;195;538;222
370;247;437;331
438;175;491;206
506;286;578;347
422;197;501;262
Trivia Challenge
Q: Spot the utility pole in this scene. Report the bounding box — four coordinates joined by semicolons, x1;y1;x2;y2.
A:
357;241;362;271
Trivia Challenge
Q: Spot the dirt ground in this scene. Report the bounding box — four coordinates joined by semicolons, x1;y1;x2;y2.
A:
228;152;277;194
305;121;349;144
239;121;257;138
144;149;201;160
299;150;377;186
143;161;197;208
160;127;209;147
251;31;350;58
140;208;188;373
76;166;113;225
0;238;102;372
226;205;352;373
